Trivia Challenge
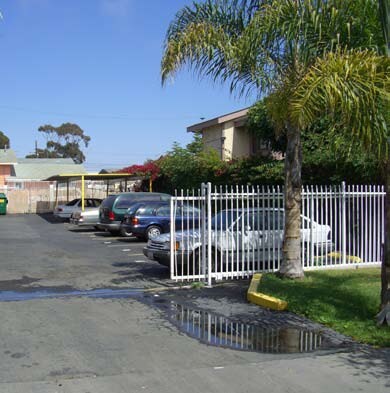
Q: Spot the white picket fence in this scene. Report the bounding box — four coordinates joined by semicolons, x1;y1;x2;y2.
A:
169;183;385;284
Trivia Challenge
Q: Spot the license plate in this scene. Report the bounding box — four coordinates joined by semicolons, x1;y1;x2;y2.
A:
147;251;154;259
0;199;4;203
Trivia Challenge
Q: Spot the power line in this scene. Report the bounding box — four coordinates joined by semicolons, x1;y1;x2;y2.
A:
0;105;201;121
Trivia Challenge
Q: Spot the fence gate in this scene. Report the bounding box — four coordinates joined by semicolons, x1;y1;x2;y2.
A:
170;183;385;284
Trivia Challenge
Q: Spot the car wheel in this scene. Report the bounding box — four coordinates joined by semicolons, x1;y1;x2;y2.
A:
146;225;162;240
120;225;133;238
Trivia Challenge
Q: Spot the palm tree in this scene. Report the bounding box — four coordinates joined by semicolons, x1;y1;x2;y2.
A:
161;0;389;279
378;0;390;324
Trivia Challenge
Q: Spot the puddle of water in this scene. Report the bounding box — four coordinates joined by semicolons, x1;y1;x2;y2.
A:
0;288;344;354
152;301;333;354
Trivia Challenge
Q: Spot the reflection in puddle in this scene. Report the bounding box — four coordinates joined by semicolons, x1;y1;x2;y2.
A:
161;302;325;354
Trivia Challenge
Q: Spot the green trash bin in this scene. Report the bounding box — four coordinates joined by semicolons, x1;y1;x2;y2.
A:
0;193;8;215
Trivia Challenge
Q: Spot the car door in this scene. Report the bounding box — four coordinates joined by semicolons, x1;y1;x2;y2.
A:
155;205;171;232
239;211;267;262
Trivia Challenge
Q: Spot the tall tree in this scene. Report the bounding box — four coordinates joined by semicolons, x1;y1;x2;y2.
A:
377;0;390;325
161;0;388;279
0;131;10;149
27;123;91;164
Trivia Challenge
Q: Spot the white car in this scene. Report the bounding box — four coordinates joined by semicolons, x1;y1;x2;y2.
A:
143;208;334;268
69;207;101;229
53;198;102;219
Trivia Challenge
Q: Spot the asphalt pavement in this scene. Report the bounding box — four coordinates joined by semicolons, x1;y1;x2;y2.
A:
0;214;388;392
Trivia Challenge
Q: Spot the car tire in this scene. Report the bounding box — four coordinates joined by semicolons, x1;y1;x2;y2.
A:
146;225;162;240
108;229;120;236
120;224;133;238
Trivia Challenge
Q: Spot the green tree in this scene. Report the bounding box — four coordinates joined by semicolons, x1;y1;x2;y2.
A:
27;123;91;164
0;131;10;149
159;134;224;192
161;0;388;279
247;100;383;185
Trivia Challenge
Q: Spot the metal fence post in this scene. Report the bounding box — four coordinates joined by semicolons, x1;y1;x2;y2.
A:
201;183;207;281
170;195;175;280
342;181;347;265
310;186;314;265
207;182;212;287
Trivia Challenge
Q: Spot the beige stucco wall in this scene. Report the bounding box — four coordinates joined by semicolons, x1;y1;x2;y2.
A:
202;122;251;161
231;126;251;159
202;124;223;157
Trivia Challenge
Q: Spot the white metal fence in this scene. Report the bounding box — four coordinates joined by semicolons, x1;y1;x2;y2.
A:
169;183;385;283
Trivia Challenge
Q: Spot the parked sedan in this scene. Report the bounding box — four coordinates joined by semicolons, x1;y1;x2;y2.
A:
53;198;102;219
121;201;201;240
143;208;334;268
70;207;101;229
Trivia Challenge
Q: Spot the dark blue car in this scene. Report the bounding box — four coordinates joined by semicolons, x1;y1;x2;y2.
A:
120;201;201;240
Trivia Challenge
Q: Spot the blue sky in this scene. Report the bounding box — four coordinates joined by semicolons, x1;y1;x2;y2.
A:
0;0;253;171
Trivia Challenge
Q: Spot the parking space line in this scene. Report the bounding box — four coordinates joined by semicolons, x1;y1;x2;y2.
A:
107;244;130;248
91;237;119;241
128;253;144;257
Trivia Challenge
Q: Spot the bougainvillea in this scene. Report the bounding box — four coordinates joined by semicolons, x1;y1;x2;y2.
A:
118;161;161;180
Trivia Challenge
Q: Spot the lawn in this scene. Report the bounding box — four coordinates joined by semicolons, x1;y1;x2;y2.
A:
258;268;390;347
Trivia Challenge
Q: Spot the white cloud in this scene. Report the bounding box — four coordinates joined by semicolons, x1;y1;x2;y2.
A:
100;0;133;18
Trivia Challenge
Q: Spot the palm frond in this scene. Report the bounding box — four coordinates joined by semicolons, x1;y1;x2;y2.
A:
291;49;390;158
162;0;382;98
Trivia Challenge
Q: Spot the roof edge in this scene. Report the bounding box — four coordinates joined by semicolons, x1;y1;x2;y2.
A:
187;107;250;133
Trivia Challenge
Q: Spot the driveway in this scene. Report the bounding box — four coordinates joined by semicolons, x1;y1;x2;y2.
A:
0;214;389;392
0;214;171;290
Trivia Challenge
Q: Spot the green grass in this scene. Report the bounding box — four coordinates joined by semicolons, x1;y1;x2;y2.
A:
258;268;390;347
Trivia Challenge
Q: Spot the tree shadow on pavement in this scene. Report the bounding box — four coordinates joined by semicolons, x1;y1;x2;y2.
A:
339;348;390;387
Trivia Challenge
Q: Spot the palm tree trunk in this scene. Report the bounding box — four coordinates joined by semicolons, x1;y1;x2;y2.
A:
279;122;304;279
381;158;390;308
378;0;389;323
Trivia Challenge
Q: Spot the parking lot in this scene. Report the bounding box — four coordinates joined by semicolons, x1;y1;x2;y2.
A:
0;213;172;291
0;214;389;393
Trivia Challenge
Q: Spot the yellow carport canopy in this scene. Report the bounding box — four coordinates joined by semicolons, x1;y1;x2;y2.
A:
44;173;148;211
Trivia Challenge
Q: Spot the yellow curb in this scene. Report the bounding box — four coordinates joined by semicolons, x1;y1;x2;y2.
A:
247;273;288;311
326;252;362;263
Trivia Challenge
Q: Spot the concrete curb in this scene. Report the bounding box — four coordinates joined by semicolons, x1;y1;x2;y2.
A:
247;273;288;311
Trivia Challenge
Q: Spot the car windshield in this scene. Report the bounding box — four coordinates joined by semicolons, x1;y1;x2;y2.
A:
211;211;239;230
